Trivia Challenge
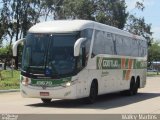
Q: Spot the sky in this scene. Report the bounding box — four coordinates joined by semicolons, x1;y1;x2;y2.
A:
125;0;160;41
0;0;159;43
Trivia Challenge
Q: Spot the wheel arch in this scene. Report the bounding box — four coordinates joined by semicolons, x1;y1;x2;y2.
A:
91;78;98;93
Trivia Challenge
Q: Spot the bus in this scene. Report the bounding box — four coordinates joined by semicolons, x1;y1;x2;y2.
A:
12;20;147;104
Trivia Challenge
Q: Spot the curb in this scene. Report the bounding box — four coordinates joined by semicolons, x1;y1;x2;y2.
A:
0;89;20;93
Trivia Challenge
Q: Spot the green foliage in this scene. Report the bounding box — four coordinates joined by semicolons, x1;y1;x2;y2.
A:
0;45;12;69
125;0;152;46
0;44;23;68
0;45;12;58
148;41;160;67
60;0;128;29
62;0;94;20
126;15;153;46
95;0;128;29
135;1;145;11
0;70;20;90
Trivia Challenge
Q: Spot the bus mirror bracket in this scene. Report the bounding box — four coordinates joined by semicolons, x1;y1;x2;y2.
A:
12;38;25;57
74;38;86;57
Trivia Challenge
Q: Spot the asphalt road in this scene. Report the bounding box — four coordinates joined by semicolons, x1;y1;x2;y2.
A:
0;77;160;114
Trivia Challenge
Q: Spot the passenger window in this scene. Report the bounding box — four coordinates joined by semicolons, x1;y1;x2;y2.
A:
92;30;114;57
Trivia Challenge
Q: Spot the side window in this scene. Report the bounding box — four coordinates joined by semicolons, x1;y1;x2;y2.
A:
139;40;143;57
123;37;132;56
138;40;147;57
81;28;93;61
81;29;93;53
92;30;114;56
143;40;147;56
131;38;139;57
115;35;147;57
115;35;124;55
104;32;114;54
92;30;104;56
22;47;31;69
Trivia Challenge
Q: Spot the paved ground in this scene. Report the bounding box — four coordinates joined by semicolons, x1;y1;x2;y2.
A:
0;77;160;114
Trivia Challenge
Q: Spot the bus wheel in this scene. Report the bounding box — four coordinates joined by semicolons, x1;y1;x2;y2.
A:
133;79;139;95
126;77;135;96
41;98;52;104
87;80;98;104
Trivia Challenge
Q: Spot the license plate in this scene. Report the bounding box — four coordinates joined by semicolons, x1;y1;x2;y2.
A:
36;81;53;86
40;92;49;96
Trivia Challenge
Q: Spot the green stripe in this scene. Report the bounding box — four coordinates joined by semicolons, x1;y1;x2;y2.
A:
97;57;147;70
97;57;121;69
135;61;147;69
125;59;128;69
31;77;71;87
133;59;137;69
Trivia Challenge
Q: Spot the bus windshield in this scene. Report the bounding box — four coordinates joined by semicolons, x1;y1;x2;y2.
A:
22;32;79;77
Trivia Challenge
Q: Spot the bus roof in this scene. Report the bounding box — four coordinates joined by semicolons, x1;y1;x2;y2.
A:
29;20;146;41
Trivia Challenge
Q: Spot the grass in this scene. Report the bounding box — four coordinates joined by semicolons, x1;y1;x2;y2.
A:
0;70;20;90
147;72;160;77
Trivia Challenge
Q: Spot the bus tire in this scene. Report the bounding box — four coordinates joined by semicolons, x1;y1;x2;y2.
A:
133;78;140;95
41;98;52;104
87;80;98;104
126;77;135;96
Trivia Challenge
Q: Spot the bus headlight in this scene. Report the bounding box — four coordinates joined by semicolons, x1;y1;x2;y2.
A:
61;80;78;87
22;77;31;86
66;82;71;87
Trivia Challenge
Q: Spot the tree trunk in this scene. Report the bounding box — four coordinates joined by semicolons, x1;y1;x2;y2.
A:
15;0;20;70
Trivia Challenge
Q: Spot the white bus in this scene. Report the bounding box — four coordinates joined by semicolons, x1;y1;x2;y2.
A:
13;20;147;103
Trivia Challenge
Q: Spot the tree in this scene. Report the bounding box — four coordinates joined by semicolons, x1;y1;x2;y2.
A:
59;0;94;20
11;0;35;69
1;0;45;69
148;41;160;74
148;41;160;67
125;0;153;46
125;15;153;46
0;45;12;69
59;0;128;29
95;0;128;29
0;0;12;46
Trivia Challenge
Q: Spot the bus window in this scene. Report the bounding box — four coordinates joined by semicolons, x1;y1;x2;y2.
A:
92;30;114;57
81;29;93;63
92;30;104;56
104;32;114;54
22;47;31;69
115;35;124;56
123;37;132;56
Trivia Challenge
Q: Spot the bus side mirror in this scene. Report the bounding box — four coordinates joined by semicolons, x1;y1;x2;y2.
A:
12;38;25;57
74;38;86;57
